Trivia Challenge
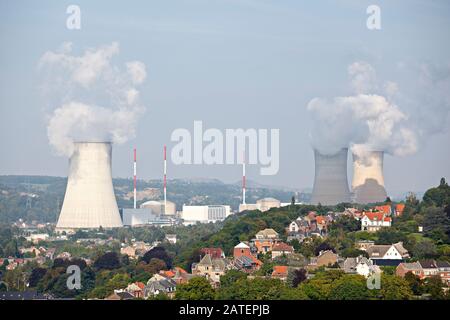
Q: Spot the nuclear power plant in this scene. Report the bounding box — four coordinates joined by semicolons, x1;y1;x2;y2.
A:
310;148;351;205
56;142;123;230
352;150;387;204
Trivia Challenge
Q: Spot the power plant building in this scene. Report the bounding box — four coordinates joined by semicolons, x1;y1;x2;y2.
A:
239;197;281;213
140;200;176;216
56;142;123;231
310;148;351;205
181;205;232;225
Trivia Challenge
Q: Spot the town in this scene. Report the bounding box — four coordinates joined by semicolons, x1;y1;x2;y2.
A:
0;177;449;300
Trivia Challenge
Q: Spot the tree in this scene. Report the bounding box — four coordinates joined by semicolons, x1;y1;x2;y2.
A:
289;268;307;288
411;238;438;259
219;270;247;288
175;277;215;300
141;246;173;268
93;252;121;270
375;228;407;245
423;275;445;299
378;275;413;300
28;267;47;287
422;178;450;208
404;272;423;296
328;274;371;300
314;242;335;256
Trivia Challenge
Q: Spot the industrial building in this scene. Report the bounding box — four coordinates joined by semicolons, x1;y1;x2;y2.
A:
181;205;232;225
56;142;123;231
140;200;176;216
352;150;387;204
310;148;351;205
121;208;174;227
239;197;281;213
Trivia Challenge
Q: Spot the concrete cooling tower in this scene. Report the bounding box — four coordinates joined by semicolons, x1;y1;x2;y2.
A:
352;150;387;204
310;148;351;205
56;142;123;230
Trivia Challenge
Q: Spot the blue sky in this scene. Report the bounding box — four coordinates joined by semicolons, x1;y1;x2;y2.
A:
0;0;449;196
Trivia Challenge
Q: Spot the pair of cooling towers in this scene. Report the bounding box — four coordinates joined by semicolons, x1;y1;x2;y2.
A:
311;148;387;206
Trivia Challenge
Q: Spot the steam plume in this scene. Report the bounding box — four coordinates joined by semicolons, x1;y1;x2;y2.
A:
39;42;147;156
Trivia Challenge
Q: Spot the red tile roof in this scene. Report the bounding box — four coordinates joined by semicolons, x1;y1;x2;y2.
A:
316;216;327;225
272;242;294;252
396;204;405;214
135;282;145;290
374;205;391;215
363;212;385;221
272;266;288;274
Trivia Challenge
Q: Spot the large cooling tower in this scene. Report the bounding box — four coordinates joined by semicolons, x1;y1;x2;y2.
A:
56;142;123;230
352;151;387;204
311;148;351;205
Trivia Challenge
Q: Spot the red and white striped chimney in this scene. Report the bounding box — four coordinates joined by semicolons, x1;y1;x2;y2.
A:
242;151;246;205
133;148;137;209
163;145;167;214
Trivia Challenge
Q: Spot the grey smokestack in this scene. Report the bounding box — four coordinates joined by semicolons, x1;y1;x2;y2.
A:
311;148;351;205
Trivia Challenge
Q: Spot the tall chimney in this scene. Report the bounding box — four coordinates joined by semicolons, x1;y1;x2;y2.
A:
163;145;167;214
133;148;137;209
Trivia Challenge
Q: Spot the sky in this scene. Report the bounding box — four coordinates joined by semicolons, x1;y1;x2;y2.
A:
0;0;449;196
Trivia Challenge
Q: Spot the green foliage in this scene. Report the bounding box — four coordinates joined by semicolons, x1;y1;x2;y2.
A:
93;252;121;270
422;178;450;208
423;275;446;299
175;277;215;300
378;275;413;300
328;274;371;300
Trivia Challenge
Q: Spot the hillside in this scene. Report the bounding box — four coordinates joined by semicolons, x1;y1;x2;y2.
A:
0;175;301;223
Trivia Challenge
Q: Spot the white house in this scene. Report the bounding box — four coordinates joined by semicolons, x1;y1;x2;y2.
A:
361;212;392;232
366;242;410;266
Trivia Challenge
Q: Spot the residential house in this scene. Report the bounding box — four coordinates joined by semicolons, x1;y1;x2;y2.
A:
341;255;381;278
396;260;450;284
271;242;294;260
191;254;228;287
395;204;406;216
144;274;177;298
396;261;423;278
253;229;280;254
120;246;136;258
232;242;262;272
366;242;409;266
361;212;392;232
165;234;177;244
307;250;338;270
355;240;375;251
374;205;392;216
105;291;135;300
271;266;289;281
125;282;145;298
200;248;225;259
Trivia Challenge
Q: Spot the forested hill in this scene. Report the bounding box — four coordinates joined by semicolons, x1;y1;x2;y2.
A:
0;175;300;223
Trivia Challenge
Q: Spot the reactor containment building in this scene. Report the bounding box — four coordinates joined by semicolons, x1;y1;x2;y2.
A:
56;142;123;230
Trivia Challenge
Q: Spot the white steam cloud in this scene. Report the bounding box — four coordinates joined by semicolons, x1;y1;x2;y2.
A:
307;61;450;162
38;42;147;156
